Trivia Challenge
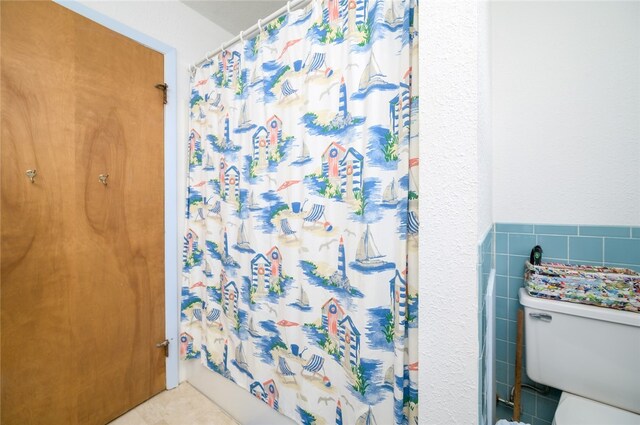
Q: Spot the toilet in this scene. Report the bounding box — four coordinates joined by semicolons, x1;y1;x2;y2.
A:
519;288;640;425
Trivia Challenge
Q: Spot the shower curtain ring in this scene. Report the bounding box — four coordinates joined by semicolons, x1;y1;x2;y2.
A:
287;1;291;13
240;31;244;43
258;19;263;32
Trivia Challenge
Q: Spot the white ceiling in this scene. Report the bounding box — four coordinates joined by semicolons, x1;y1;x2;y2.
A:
181;1;287;35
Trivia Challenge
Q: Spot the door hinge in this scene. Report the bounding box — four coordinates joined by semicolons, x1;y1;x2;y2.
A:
156;339;169;357
155;83;168;104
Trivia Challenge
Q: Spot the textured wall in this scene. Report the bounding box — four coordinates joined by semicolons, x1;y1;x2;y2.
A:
477;0;493;236
421;1;482;423
492;1;640;226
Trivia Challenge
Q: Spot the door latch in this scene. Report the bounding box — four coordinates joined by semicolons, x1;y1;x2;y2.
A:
156;339;169;357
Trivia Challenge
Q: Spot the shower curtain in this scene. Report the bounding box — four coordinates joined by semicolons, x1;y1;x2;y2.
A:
182;0;418;423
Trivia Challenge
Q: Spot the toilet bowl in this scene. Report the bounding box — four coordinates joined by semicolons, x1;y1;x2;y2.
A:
553;392;640;425
519;289;640;424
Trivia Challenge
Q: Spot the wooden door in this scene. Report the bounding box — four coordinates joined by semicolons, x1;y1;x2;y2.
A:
1;2;166;424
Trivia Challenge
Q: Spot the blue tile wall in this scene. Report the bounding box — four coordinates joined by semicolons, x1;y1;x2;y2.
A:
578;225;631;238
509;234;536;256
494;223;640;425
568;236;603;262
604;238;640;266
533;224;578;236
496;232;508;254
496;275;508;297
535;235;567;260
496;223;534;234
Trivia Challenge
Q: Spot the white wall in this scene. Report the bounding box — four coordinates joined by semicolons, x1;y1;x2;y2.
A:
421;1;483;423
492;1;640;226
478;0;493;237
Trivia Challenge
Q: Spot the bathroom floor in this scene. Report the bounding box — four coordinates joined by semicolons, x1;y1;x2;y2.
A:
109;383;238;425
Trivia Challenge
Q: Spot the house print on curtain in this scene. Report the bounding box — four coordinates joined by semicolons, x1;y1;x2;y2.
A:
182;0;419;423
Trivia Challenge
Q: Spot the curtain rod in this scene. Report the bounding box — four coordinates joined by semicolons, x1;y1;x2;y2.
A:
190;0;314;74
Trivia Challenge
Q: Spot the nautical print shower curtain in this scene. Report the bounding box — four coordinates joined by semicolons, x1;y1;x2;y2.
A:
182;0;419;423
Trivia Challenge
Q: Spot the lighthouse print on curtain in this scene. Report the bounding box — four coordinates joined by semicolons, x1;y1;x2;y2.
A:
182;0;419;423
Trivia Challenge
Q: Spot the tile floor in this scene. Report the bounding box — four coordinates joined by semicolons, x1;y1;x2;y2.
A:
110;383;238;425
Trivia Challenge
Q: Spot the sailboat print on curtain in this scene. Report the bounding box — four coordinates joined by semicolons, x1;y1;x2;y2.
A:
358;51;386;90
234;220;255;253
382;178;398;204
290;282;312;311
235;103;256;133
354;225;384;268
291;139;311;165
352;51;397;100
183;1;419;424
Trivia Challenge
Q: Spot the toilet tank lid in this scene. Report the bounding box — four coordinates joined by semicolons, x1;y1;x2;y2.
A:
519;288;640;327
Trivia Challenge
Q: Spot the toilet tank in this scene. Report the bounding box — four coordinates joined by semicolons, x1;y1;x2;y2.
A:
519;288;640;414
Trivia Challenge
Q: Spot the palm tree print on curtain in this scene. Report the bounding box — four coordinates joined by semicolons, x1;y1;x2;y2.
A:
182;0;419;423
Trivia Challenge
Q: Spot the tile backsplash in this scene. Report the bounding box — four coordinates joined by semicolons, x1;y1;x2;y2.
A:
494;223;640;425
